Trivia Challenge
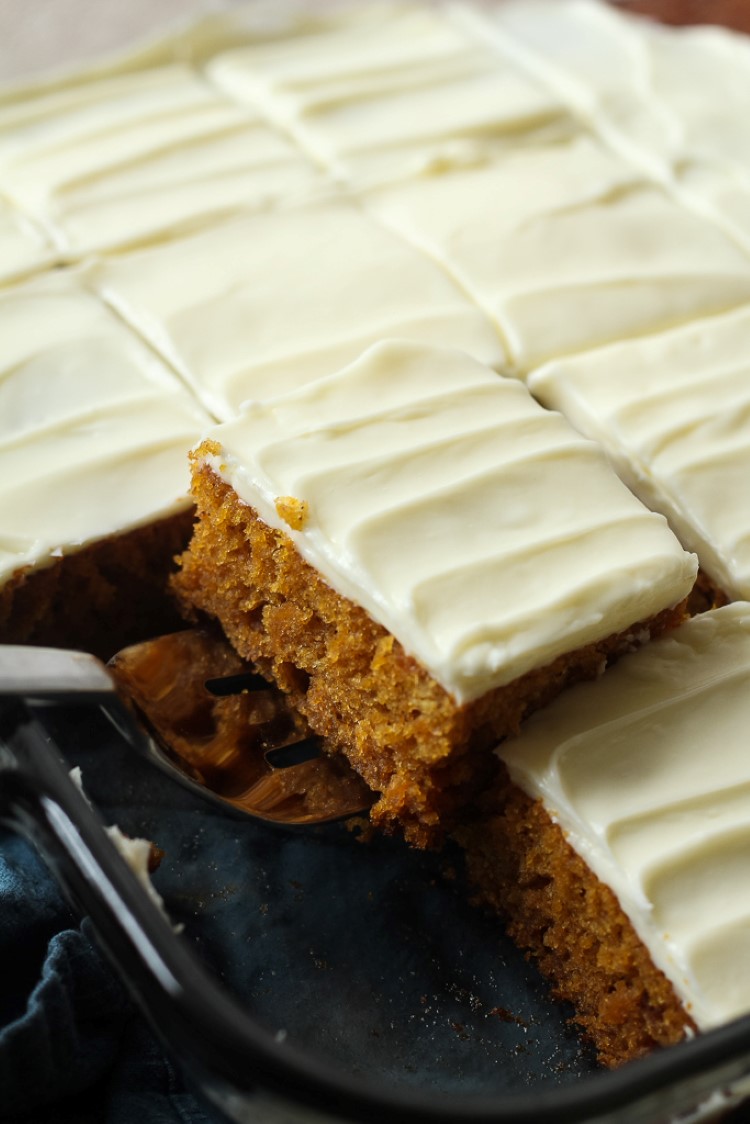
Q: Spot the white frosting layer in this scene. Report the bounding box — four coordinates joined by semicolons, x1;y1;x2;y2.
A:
0;193;53;284
0;63;322;255
499;603;750;1030
367;133;750;371
0;271;210;584
203;340;696;704
529;306;750;602
207;3;573;188
90;200;506;420
464;0;750;250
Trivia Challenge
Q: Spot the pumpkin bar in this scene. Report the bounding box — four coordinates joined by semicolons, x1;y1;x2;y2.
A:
458;602;750;1066
173;340;696;845
0;270;210;658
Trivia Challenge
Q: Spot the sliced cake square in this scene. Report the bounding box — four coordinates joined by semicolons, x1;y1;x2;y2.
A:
465;0;750;251
0;62;321;257
0;270;211;657
207;2;574;188
528;305;750;605
458;602;750;1066
172;340;696;845
366;133;750;372
89;198;506;419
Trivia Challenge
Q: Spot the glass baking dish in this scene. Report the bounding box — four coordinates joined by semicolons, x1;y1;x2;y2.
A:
2;693;750;1124
3;3;750;1120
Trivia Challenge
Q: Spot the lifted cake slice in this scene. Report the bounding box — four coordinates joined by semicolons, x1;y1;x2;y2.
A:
459;602;750;1066
173;341;697;845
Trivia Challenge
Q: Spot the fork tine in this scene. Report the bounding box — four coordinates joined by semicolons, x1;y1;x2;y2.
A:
264;736;322;769
204;670;270;697
108;627;374;825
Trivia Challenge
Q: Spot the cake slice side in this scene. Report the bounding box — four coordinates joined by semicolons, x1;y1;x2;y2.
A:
459;603;750;1064
456;773;695;1068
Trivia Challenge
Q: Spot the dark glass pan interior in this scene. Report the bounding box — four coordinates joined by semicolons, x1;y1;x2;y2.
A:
4;700;750;1124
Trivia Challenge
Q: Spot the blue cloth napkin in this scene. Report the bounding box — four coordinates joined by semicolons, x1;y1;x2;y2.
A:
0;828;216;1124
0;688;232;1124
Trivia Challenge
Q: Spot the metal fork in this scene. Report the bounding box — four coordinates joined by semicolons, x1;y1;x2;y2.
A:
0;629;373;825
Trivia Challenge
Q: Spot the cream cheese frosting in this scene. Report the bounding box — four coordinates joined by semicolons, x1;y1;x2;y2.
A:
366;133;750;372
206;3;573;189
89;200;506;420
0;193;53;285
0;63;322;255
0;270;211;585
462;0;750;251
528;306;750;602
200;340;696;704
499;602;750;1030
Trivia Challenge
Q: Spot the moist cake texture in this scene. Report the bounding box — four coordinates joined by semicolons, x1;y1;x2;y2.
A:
459;603;750;1065
173;341;696;844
